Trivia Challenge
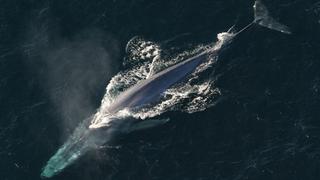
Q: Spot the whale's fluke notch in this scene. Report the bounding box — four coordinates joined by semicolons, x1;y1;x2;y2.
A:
253;0;291;34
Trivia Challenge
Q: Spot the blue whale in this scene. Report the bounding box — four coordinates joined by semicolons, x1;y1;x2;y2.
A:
41;1;290;178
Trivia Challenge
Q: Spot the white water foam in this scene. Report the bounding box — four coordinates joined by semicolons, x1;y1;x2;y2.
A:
90;32;234;128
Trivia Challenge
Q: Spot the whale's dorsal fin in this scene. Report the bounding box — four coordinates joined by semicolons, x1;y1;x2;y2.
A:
253;0;291;34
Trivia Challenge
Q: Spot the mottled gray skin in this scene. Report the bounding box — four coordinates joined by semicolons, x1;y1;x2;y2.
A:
107;51;214;114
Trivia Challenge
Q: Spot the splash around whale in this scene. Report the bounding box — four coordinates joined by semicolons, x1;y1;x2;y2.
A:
41;1;290;178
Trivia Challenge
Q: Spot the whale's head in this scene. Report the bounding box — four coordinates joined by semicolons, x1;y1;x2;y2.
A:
40;122;113;178
40;117;134;178
41;124;92;178
41;116;167;178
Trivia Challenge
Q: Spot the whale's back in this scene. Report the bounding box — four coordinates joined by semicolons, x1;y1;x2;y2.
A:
107;52;209;113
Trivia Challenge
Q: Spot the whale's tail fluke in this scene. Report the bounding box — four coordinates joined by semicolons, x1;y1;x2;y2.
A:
232;0;291;37
253;0;291;34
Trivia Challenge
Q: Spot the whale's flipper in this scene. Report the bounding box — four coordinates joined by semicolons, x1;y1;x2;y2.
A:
253;0;291;34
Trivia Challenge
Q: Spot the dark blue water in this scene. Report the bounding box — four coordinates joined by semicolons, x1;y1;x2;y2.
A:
1;0;320;179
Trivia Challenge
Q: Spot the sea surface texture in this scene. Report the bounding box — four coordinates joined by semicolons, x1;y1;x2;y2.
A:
0;0;319;180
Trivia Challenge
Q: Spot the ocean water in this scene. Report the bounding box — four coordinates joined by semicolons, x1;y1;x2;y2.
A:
1;0;320;180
